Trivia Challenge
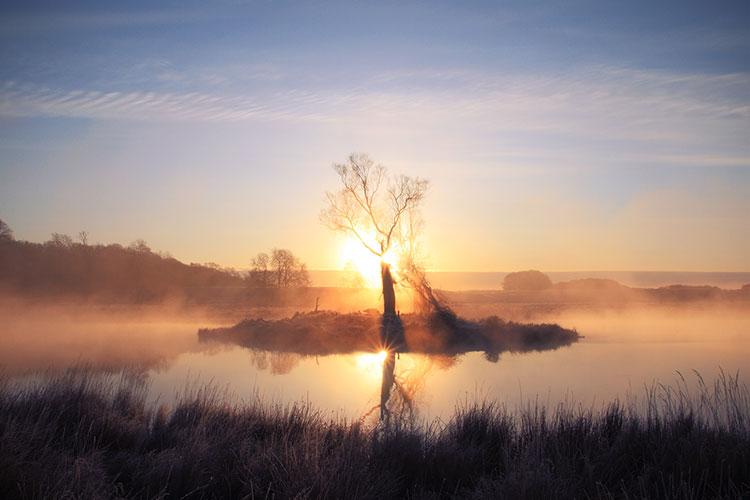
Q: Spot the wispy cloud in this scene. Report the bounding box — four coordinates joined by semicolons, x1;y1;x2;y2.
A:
0;83;334;123
2;66;748;167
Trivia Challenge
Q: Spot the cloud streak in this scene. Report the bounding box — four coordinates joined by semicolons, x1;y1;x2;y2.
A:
2;66;748;168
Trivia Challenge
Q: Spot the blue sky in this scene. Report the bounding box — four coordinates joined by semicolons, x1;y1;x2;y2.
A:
1;0;749;271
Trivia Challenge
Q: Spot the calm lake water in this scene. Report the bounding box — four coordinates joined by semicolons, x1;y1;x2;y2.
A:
3;308;749;421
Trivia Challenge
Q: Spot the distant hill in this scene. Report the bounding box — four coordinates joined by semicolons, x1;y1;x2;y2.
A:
0;238;244;302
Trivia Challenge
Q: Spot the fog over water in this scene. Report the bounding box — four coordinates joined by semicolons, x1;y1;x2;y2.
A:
3;299;747;422
311;270;750;290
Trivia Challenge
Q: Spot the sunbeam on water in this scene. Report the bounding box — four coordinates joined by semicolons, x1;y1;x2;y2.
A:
355;350;388;379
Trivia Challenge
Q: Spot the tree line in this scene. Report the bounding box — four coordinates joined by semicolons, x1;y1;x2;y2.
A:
0;219;310;301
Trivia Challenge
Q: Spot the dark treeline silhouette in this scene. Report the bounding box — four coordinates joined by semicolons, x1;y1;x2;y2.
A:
0;368;747;498
0;221;309;302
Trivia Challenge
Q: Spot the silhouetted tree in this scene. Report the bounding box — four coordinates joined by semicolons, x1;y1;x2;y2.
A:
47;233;74;248
503;270;552;291
321;153;427;317
0;219;12;242
249;252;271;287
271;248;310;287
78;231;89;246
128;239;151;253
248;249;309;288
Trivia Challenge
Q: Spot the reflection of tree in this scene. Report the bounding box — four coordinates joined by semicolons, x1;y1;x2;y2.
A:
375;310;453;424
248;351;301;375
377;351;445;425
380;351;396;421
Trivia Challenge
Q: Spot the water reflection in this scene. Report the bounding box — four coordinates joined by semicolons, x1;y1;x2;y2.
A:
248;350;300;375
4;308;748;423
378;314;419;423
380;350;396;421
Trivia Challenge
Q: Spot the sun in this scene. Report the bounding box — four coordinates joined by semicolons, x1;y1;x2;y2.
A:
355;350;388;378
339;234;401;288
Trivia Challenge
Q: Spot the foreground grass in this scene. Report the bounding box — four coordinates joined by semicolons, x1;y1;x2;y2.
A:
1;370;748;499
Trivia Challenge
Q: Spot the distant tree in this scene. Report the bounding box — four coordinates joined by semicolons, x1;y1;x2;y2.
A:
128;239;151;253
249;252;271;287
271;248;310;287
78;231;89;246
47;233;74;248
321;153;427;316
503;270;553;291
0;219;13;241
248;249;309;288
271;249;293;287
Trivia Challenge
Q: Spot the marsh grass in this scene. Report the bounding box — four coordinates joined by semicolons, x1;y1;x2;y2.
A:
1;369;748;499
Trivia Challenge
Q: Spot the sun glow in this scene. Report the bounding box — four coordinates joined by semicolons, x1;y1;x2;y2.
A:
339;234;401;288
355;350;388;378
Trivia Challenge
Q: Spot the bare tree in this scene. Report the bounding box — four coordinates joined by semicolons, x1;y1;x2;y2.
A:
0;219;13;241
47;233;74;248
249;249;310;288
321;153;428;316
271;248;310;287
78;231;89;246
128;239;151;253
249;252;271;287
271;248;295;287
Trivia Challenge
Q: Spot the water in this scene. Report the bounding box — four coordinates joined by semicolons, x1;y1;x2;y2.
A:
4;307;747;421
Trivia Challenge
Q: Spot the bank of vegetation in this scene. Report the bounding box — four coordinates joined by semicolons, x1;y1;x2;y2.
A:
0;219;309;303
0;369;747;499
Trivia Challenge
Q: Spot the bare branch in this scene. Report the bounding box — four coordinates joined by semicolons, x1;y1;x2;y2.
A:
321;153;427;258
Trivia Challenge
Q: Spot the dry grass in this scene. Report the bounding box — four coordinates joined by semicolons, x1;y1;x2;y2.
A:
1;368;748;499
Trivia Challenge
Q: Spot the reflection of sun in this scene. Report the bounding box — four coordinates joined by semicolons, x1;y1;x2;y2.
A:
339;235;400;288
355;350;388;378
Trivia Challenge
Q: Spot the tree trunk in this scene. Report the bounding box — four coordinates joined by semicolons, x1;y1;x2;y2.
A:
381;261;396;317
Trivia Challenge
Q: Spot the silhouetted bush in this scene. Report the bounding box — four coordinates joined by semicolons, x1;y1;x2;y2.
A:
502;270;553;291
0;369;747;498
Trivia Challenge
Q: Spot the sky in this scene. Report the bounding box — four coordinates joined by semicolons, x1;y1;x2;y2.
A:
1;0;749;272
